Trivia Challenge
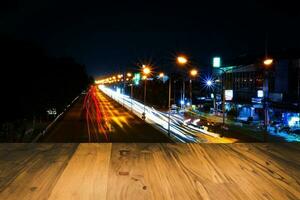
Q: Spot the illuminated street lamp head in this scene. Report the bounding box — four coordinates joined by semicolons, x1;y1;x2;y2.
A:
117;74;123;79
206;80;213;86
264;58;273;66
159;72;164;78
177;56;188;65
127;72;132;77
143;67;151;75
190;69;198;77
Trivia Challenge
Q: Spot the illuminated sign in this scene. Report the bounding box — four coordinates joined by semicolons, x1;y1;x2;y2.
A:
257;90;264;98
213;57;221;68
225;90;233;101
133;73;141;85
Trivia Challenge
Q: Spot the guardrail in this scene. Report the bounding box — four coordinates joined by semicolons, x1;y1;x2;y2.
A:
31;95;81;142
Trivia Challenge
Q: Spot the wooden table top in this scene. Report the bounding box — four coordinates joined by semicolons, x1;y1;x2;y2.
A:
0;143;299;200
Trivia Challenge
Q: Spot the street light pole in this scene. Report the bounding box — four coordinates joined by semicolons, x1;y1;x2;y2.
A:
182;79;185;109
141;66;150;120
168;76;171;136
263;58;273;142
143;77;147;120
222;72;226;126
189;79;192;105
130;84;133;112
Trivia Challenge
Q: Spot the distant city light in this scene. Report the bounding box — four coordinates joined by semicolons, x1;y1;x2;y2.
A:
127;72;132;77
180;100;185;105
159;72;164;78
213;57;221;68
288;116;300;127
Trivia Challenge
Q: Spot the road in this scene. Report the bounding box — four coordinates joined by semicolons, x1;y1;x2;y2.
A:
100;85;235;143
39;87;171;142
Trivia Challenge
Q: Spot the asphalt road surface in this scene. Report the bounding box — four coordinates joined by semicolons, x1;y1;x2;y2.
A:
39;87;171;142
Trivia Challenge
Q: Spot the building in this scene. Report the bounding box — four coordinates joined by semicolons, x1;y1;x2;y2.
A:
212;55;300;128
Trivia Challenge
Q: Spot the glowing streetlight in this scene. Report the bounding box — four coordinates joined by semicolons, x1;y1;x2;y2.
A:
189;69;198;107
117;74;123;79
206;80;213;86
264;58;273;66
143;67;151;75
127;72;132;77
142;66;151;121
190;69;198;77
177;56;188;65
159;72;164;78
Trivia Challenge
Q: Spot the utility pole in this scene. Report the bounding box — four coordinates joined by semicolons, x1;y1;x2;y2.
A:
263;71;269;142
222;72;226;126
130;84;133;112
168;76;171;136
182;77;185;108
142;78;147;120
189;79;192;105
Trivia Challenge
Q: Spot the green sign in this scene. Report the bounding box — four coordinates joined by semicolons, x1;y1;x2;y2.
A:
133;73;141;85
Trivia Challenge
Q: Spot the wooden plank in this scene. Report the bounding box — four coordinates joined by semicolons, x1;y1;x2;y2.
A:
107;143;300;200
48;143;112;200
106;143;243;200
0;143;299;200
223;143;300;199
0;144;78;200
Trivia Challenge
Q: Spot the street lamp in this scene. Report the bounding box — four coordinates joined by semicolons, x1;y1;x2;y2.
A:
177;56;188;65
127;72;132;77
263;57;273;141
206;80;213;87
176;56;189;109
142;66;151;120
190;69;198;77
189;69;198;106
159;71;172;136
263;58;273;66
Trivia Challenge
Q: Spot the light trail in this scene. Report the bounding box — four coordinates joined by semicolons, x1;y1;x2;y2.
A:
98;85;233;143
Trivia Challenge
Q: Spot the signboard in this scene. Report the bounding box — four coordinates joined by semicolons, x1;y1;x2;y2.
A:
213;57;221;68
225;90;233;101
257;90;264;98
133;73;141;85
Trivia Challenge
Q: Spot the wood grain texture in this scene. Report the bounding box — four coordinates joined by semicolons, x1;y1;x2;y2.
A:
0;144;78;200
0;143;299;200
48;143;112;200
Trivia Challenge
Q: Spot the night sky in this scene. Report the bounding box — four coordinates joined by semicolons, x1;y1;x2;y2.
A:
1;0;300;76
